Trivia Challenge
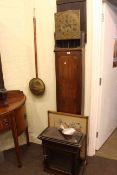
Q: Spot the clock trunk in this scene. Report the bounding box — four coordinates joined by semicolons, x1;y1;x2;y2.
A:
55;48;83;114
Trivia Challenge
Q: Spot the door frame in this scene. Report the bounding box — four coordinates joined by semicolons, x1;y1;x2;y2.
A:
88;0;103;156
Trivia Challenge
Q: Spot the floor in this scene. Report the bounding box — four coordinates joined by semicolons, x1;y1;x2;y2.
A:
0;143;117;175
96;128;117;160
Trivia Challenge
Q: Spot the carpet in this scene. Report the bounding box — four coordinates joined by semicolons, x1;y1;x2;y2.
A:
0;143;117;175
96;128;117;160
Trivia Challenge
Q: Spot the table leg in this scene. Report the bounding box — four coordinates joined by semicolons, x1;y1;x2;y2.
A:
10;114;22;167
25;127;30;146
11;129;22;167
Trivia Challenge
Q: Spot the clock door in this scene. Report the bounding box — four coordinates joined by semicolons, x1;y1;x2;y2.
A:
55;49;82;114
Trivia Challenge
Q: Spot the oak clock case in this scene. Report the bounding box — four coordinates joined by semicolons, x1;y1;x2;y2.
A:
54;9;84;115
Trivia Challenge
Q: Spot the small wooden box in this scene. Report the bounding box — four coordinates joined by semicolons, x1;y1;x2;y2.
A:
38;111;88;175
39;127;85;175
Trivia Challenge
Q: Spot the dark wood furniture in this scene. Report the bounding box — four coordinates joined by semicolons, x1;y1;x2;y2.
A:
55;48;82;114
54;1;86;114
0;90;29;167
0;151;4;163
0;55;7;103
107;0;117;6
0;56;4;90
38;127;85;175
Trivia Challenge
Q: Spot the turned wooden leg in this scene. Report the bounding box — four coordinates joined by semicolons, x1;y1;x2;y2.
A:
10;114;22;167
11;130;22;167
14;137;22;167
25;127;30;146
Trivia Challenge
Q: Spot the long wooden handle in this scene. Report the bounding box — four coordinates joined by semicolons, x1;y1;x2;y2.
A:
33;12;38;78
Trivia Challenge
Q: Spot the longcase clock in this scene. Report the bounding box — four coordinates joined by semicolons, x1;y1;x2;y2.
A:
54;0;86;114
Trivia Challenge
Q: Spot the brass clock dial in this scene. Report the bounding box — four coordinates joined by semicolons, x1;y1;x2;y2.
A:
55;10;80;40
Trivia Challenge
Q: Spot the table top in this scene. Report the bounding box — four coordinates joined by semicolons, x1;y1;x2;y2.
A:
0;90;26;116
38;127;85;148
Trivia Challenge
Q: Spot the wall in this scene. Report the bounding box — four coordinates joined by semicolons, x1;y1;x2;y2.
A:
0;0;92;151
0;0;56;150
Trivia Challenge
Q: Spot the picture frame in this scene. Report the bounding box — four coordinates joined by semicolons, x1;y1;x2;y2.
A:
48;111;88;135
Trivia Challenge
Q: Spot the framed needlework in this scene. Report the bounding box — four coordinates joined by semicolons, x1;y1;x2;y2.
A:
48;111;88;135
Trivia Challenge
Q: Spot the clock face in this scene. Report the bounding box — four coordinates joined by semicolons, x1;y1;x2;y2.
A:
55;10;80;40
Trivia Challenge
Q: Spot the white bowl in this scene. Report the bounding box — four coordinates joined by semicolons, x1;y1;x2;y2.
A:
62;128;75;135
